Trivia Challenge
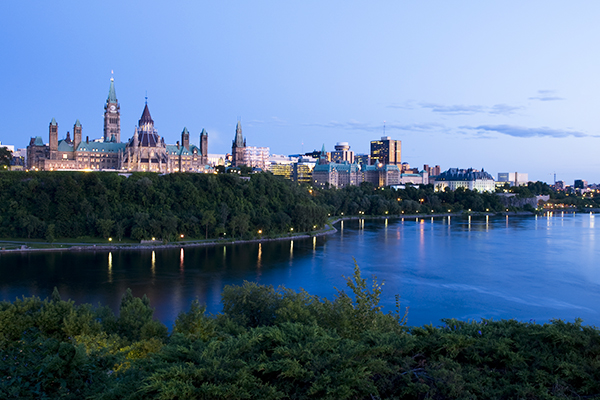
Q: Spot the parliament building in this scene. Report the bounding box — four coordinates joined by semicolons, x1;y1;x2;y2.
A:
27;78;208;173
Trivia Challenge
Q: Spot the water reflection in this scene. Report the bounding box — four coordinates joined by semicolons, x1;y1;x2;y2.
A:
258;243;262;267
2;214;600;329
151;251;156;277
108;252;113;283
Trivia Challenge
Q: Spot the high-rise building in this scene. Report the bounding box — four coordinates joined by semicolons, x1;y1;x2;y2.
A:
330;142;354;164
423;164;441;177
370;136;401;165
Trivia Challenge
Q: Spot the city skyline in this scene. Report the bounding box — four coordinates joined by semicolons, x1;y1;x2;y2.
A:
1;1;599;183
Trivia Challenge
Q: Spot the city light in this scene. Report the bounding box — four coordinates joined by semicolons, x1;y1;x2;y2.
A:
258;230;262;234
108;237;112;242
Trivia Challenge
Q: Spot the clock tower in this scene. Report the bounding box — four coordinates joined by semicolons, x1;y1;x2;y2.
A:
103;77;121;142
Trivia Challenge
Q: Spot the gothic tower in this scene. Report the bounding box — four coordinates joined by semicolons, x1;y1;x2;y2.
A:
73;120;82;150
231;121;246;167
181;127;190;150
103;77;121;142
200;128;208;162
49;118;58;160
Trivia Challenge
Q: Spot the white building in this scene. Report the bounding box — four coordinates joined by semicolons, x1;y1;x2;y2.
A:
243;146;270;170
433;168;495;192
497;172;529;186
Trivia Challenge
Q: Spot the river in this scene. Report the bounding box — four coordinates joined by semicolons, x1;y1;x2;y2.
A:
1;213;599;328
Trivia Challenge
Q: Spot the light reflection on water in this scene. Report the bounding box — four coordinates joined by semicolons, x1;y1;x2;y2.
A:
1;213;599;328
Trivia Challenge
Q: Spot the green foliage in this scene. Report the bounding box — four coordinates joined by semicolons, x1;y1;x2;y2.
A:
0;147;11;170
0;171;326;240
3;268;600;399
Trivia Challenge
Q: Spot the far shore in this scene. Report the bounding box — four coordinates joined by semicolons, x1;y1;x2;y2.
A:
1;210;589;254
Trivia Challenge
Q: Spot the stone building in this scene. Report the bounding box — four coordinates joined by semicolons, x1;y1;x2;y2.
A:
27;78;209;172
433;168;495;192
231;121;246;167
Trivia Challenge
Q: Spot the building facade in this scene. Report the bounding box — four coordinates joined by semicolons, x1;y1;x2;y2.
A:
370;136;401;165
330;142;354;164
27;78;209;172
231;121;246;167
433;168;495;192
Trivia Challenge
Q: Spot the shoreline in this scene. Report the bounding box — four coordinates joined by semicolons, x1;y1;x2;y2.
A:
0;210;584;254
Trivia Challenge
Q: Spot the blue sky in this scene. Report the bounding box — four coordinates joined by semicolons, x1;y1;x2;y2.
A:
1;1;599;184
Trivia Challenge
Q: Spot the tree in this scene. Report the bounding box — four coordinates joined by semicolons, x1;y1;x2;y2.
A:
200;210;216;239
0;147;12;170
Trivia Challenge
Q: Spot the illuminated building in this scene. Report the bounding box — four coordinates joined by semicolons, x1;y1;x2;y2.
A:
433;168;495;192
27;78;209;172
370;136;401;165
330;142;354;164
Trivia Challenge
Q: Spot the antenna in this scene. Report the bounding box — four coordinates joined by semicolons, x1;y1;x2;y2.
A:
383;120;386;136
145;91;148;104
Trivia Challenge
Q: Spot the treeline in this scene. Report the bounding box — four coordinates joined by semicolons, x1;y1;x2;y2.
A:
0;170;589;242
0;171;327;241
2;265;600;398
313;182;507;215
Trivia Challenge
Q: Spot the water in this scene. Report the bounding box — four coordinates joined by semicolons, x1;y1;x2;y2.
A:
1;213;599;328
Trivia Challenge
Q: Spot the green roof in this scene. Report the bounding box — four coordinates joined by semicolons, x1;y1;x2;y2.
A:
50;118;57;126
166;144;199;156
107;78;117;103
200;128;208;136
57;140;74;152
76;141;125;153
33;136;44;146
75;119;81;127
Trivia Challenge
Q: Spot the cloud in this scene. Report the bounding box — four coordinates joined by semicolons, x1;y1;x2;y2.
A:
419;103;486;115
529;90;564;101
489;104;522;115
420;102;523;116
389;101;522;116
270;116;287;125
462;124;587;138
303;120;445;133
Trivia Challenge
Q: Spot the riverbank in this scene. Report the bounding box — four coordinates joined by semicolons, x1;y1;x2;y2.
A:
0;209;576;254
0;219;341;254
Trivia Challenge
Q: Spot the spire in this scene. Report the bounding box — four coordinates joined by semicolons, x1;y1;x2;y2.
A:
139;103;153;126
234;121;244;147
319;143;328;165
50;118;57;126
107;77;117;103
201;128;207;136
75;119;81;127
182;127;189;135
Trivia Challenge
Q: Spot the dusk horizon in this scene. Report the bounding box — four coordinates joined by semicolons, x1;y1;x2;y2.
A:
1;1;599;183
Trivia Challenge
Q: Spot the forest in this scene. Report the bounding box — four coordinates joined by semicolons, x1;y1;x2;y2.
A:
0;171;327;241
0;170;594;242
1;263;599;399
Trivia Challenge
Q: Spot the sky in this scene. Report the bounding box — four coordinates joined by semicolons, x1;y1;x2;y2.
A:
1;1;599;184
